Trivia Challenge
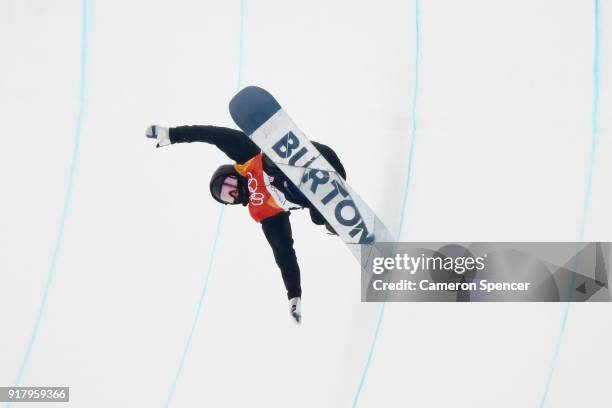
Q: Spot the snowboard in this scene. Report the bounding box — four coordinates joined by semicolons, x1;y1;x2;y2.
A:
229;86;394;268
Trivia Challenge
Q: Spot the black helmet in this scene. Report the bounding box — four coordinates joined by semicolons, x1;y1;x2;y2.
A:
209;164;248;205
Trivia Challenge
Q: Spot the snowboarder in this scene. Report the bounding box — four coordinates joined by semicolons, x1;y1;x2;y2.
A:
146;125;346;323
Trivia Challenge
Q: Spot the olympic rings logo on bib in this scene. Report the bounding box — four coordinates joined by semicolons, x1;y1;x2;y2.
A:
246;171;265;206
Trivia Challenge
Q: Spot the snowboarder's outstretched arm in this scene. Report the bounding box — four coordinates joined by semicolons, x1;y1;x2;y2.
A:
147;125;260;164
260;212;302;300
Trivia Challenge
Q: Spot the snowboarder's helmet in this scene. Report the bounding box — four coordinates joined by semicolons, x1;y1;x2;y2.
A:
209;164;248;205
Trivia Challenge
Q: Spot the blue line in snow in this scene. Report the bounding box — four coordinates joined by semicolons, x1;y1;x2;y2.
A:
351;1;421;407
7;2;90;406
164;207;225;407
163;1;246;405
539;1;600;406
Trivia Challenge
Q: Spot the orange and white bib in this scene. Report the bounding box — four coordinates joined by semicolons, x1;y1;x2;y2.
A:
234;154;297;222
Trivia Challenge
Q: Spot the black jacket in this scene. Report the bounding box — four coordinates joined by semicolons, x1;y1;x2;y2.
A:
169;125;346;299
